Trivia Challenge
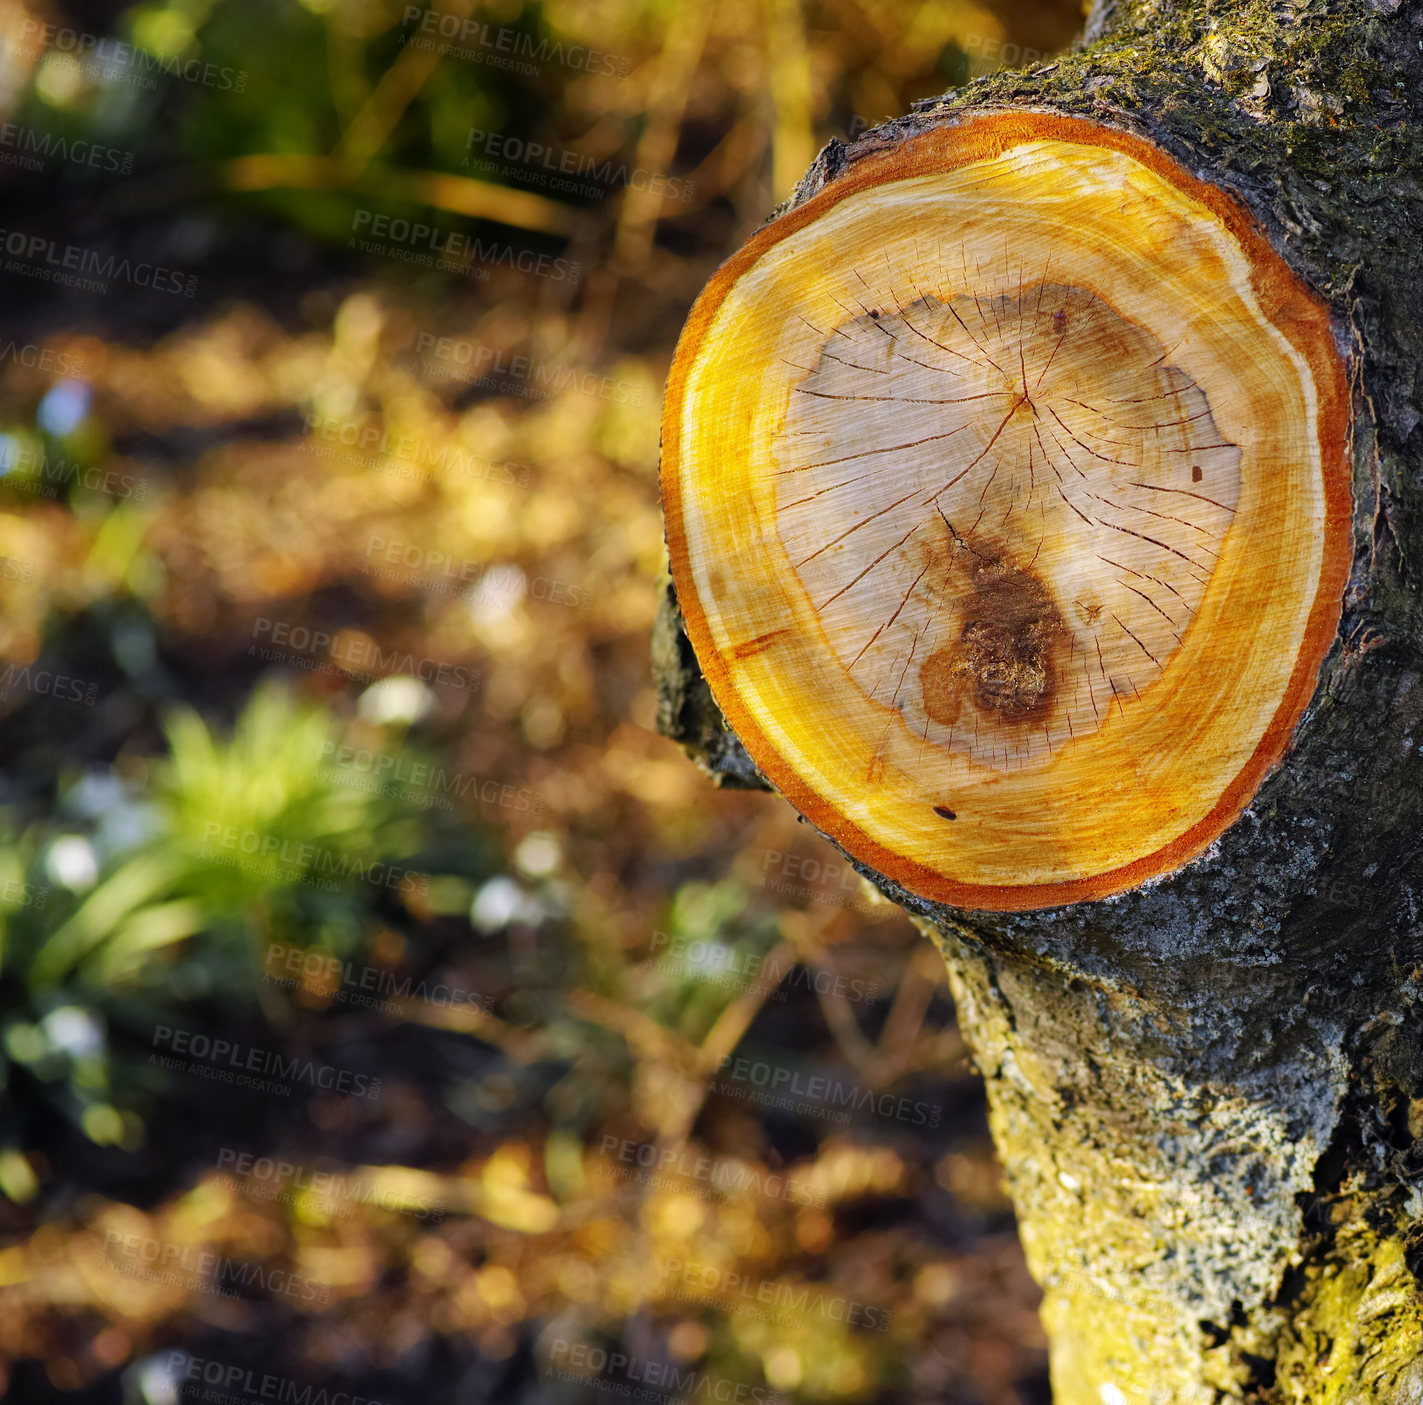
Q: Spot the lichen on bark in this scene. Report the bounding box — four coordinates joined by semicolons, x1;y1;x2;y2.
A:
1271;1196;1423;1401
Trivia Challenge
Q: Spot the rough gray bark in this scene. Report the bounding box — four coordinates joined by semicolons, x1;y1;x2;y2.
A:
655;2;1423;1400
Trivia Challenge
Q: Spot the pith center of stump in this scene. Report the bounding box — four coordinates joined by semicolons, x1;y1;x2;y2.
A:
773;281;1242;771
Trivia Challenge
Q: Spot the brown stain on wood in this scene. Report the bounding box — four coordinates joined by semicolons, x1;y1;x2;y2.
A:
920;549;1067;727
733;629;790;659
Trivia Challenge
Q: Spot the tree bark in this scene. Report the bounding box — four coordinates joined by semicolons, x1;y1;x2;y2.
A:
655;2;1423;1400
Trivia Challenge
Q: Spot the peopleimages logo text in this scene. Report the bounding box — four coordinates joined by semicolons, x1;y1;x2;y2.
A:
315;740;545;814
0;122;133;174
596;1134;826;1207
0;341;86;375
715;1054;942;1127
412;333;644;406
662;1260;892;1331
105;1238;328;1305
167;1351;384;1402
400;7;631;78
151;1025;381;1100
545;1340;778;1402
0;663;100;706
248;617;479;693
302;414;533;486
349;211;580;282
465;129;694;203
199;823;429;896
0;228;196;297
0;442;146;499
263;941;493;1015
215;1147;443;1222
649;930;880;1003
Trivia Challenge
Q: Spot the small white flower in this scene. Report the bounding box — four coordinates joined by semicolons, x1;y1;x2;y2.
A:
45;835;98;891
40;1005;104;1058
357;675;434;726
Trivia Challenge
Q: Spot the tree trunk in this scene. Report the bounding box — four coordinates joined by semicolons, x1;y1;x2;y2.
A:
654;2;1423;1401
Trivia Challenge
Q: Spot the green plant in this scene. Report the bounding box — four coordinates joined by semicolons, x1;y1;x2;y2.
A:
0;679;448;1146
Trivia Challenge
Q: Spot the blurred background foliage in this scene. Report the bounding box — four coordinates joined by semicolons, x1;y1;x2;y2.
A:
0;0;1084;1400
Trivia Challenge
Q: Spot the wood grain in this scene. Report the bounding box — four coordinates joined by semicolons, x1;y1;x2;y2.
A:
662;112;1350;910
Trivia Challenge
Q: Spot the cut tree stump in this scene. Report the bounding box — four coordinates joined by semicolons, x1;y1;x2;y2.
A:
663;112;1351;912
654;2;1423;1401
